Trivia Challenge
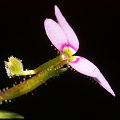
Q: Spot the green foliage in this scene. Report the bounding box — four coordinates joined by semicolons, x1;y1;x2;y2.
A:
0;110;24;119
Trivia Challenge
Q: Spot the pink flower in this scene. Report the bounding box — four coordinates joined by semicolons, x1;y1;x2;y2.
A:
44;5;115;96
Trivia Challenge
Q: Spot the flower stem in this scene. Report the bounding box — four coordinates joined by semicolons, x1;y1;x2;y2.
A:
0;54;70;102
0;66;67;102
21;54;69;76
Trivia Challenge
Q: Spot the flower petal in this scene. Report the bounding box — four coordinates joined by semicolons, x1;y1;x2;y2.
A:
44;19;68;52
69;56;115;96
55;5;79;54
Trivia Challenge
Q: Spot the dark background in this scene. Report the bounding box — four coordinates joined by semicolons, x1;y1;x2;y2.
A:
0;0;119;119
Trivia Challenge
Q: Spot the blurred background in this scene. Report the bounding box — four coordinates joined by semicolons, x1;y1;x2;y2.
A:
0;0;119;119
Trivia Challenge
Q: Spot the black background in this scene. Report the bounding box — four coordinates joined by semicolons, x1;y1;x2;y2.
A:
0;0;119;119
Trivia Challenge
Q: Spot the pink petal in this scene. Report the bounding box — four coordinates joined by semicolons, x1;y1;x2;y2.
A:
55;5;79;54
44;19;68;52
69;56;115;96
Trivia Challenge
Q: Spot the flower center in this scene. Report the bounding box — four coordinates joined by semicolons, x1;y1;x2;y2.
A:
63;46;76;56
62;46;77;62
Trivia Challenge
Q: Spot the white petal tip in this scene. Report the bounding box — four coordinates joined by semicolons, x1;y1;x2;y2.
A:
94;77;116;97
110;91;116;97
54;5;58;10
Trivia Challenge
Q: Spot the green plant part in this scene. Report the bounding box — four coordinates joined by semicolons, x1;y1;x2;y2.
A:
5;56;24;78
1;51;70;102
5;54;70;77
0;65;67;102
4;56;36;78
0;110;24;119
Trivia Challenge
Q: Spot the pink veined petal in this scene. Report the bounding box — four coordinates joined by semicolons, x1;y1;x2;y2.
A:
55;5;79;54
44;18;68;52
69;56;115;96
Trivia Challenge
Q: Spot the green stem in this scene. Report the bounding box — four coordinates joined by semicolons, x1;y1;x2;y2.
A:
0;66;67;102
34;55;64;73
0;54;70;102
21;54;70;76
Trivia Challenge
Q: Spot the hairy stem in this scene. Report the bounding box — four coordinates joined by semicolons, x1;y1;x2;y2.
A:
21;54;69;76
0;66;67;102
